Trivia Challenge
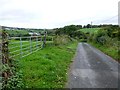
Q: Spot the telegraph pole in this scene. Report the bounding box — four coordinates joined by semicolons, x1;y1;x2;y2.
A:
43;29;47;47
91;21;92;28
118;1;120;27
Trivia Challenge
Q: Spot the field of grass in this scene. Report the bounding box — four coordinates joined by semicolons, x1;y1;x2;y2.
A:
79;28;101;34
19;41;78;88
6;30;29;36
5;29;46;37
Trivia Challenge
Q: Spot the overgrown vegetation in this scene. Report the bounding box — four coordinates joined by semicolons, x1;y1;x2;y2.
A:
79;28;101;34
5;30;78;88
3;59;25;89
2;30;25;89
19;40;78;88
89;42;119;61
2;24;119;89
53;24;119;62
83;25;120;62
6;30;29;37
54;25;87;41
53;35;71;45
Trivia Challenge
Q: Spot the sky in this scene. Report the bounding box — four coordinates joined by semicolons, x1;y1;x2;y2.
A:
0;0;119;29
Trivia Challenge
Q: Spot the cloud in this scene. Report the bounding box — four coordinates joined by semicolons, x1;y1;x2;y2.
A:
0;9;36;22
0;0;119;29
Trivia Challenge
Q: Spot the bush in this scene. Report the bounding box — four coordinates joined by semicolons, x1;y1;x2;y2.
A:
92;30;107;45
53;35;71;45
87;26;119;61
80;39;87;42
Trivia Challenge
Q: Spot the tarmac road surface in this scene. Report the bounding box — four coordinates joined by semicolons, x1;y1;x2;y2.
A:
66;43;120;89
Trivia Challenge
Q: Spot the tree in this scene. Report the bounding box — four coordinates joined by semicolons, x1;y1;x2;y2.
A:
86;24;91;28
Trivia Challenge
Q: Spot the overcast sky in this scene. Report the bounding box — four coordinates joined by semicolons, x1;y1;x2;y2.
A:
0;0;119;29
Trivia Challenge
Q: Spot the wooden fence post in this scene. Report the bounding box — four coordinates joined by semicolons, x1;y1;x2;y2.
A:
43;31;47;47
30;37;32;53
20;37;23;59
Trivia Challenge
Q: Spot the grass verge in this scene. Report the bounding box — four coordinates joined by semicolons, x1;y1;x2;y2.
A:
89;42;119;62
19;41;78;88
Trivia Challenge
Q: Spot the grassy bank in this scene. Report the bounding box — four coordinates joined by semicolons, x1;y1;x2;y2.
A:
89;42;119;62
19;41;78;88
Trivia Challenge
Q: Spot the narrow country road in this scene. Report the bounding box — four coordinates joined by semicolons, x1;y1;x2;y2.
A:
66;43;120;88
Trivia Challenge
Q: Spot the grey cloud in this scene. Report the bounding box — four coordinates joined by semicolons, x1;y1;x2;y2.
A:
0;9;36;22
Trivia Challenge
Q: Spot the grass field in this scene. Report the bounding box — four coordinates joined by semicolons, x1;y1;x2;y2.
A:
5;29;46;37
79;28;101;34
6;30;29;36
19;41;78;88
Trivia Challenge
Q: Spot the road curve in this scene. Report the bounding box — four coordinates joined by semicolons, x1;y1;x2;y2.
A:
66;43;120;88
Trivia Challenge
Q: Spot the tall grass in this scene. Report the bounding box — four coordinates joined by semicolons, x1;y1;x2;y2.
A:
53;35;71;45
86;28;119;62
19;41;78;88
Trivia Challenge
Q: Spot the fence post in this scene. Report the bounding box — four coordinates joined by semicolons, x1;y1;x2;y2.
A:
43;31;47;47
20;37;22;58
41;36;43;48
30;37;32;53
52;37;53;42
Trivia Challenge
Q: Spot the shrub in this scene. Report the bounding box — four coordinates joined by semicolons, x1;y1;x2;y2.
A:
53;35;71;45
92;30;107;45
